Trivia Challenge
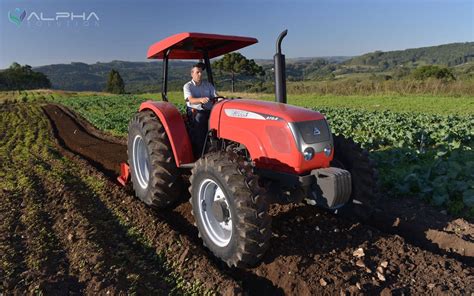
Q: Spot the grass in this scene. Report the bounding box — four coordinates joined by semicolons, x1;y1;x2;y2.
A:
3;89;472;115
138;91;474;115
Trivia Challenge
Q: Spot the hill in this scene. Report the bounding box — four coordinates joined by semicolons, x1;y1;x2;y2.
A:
344;42;474;70
27;42;474;92
34;60;195;93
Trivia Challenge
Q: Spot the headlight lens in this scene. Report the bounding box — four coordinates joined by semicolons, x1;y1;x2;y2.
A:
303;147;315;161
324;145;332;157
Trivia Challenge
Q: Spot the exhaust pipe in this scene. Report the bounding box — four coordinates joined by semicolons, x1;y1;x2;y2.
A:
274;29;288;104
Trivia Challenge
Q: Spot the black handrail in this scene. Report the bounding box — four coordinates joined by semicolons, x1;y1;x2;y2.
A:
161;48;171;101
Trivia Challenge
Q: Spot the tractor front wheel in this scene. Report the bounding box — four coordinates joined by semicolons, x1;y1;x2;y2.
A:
189;151;272;268
127;110;182;208
331;134;379;221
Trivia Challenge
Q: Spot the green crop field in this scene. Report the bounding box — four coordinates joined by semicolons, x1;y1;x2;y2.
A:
45;91;473;217
3;90;473;216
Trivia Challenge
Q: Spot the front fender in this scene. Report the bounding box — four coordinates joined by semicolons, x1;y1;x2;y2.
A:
139;100;194;166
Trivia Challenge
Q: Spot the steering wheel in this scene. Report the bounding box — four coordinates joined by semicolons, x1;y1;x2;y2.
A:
201;96;227;109
210;96;226;104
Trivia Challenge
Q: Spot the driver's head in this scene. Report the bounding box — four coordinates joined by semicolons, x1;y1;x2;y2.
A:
191;62;206;84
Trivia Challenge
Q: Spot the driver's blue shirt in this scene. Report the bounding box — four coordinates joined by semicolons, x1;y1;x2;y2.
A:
183;80;217;111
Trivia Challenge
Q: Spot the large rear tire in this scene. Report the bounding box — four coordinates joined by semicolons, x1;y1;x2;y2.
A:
128;110;182;208
331;134;379;220
189;151;272;268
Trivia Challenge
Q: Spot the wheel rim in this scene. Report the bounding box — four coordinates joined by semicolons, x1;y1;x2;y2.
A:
132;135;150;189
198;178;232;247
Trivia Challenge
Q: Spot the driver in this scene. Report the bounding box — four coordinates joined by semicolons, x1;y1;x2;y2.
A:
183;62;219;157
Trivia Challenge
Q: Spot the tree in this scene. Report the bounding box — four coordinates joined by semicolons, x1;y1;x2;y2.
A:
412;65;456;81
106;69;125;94
0;62;51;91
212;53;264;92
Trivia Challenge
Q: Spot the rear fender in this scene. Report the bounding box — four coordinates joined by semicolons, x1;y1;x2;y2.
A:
139;101;194;166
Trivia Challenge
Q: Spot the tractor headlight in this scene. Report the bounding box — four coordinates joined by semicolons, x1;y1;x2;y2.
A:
303;147;315;161
287;119;333;161
323;145;332;157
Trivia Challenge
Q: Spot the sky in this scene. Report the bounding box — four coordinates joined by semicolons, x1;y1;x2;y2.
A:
0;0;472;69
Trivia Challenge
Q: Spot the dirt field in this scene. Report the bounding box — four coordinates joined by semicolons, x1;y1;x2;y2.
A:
1;102;473;295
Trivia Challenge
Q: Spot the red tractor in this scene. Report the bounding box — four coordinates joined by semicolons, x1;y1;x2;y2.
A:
118;31;378;267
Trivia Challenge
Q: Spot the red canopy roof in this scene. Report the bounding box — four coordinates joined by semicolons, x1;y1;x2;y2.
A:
147;32;258;60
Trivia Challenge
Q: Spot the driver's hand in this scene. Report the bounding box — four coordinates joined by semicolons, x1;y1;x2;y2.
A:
200;97;209;104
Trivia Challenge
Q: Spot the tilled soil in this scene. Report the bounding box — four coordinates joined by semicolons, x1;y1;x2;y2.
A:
7;103;473;295
2;103;237;295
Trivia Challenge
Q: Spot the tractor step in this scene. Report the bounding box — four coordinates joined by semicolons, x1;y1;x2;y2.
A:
179;163;195;169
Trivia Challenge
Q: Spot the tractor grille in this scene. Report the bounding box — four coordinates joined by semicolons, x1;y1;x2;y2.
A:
294;120;330;144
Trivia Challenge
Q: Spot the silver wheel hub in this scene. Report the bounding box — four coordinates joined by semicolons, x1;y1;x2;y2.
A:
132;135;150;189
198;178;232;247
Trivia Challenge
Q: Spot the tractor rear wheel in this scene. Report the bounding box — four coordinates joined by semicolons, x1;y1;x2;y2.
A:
127;110;182;208
189;151;272;268
330;134;379;220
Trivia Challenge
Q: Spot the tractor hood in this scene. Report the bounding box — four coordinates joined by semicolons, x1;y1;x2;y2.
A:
220;99;325;123
209;99;333;174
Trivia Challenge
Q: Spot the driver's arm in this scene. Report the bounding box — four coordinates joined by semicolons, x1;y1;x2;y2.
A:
187;96;209;104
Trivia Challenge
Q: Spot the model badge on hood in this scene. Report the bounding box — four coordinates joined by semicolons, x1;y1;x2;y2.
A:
313;127;321;135
224;109;282;121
